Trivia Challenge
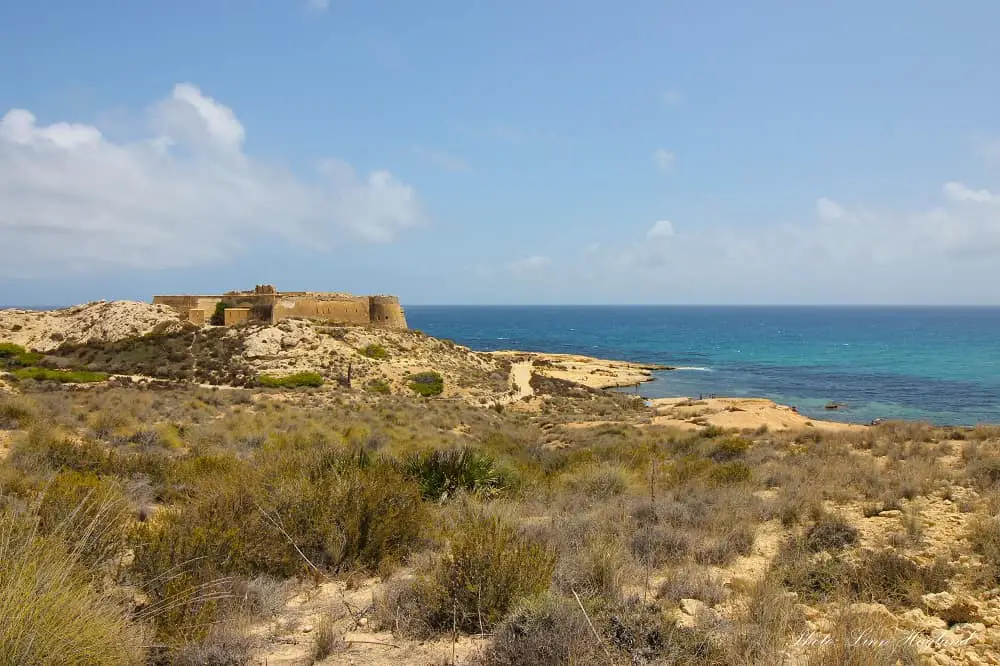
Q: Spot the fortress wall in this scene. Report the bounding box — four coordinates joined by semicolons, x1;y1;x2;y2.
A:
273;296;371;326
155;290;407;329
369;296;407;329
153;295;225;321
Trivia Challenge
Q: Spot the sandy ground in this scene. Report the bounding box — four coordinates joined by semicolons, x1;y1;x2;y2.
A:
252;576;487;665
492;351;667;389
649;396;866;432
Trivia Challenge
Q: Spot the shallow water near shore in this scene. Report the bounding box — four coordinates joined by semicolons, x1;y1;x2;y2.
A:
408;306;1000;426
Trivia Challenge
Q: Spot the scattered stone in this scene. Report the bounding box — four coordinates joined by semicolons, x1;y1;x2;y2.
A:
878;509;903;518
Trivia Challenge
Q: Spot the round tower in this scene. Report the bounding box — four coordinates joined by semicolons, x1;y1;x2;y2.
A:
368;295;407;329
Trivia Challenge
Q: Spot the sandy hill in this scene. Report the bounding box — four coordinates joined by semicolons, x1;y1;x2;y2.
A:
0;301;185;351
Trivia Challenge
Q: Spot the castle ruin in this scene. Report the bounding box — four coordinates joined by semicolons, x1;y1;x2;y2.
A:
153;285;407;329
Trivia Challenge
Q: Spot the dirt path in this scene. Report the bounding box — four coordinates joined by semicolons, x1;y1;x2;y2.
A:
494;361;534;405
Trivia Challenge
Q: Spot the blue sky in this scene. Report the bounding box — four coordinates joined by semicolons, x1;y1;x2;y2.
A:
1;1;999;305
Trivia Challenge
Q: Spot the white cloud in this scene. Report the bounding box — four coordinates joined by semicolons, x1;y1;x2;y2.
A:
653;149;675;171
971;134;1000;163
570;182;1000;303
661;90;684;107
0;83;425;276
413;145;470;172
151;83;245;149
505;255;552;276
816;197;846;220
646;220;675;238
305;0;330;12
943;181;995;203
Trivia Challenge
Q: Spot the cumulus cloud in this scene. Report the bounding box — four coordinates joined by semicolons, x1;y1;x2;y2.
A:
0;83;425;276
646;220;675;238
816;197;846;220
653;149;675;171
943;181;995;203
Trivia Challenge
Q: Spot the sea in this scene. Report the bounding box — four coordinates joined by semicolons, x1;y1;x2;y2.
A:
406;306;1000;426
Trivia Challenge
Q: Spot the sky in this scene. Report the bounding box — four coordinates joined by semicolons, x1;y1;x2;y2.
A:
1;1;999;306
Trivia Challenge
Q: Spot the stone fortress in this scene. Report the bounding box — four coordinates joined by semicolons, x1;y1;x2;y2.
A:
153;285;407;329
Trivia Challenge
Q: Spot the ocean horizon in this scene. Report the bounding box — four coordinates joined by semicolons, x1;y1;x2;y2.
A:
406;305;1000;427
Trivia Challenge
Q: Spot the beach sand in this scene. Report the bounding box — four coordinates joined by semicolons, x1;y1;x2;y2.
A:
491;350;668;389
649;396;865;432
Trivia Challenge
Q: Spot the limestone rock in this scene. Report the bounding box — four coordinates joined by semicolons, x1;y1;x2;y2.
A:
900;608;947;633
680;598;707;617
847;602;897;627
922;592;957;613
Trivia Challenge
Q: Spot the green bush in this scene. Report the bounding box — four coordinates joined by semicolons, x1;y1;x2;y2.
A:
407;371;444;397
710;436;751;462
0;342;26;356
0;343;44;368
365;378;391;394
360;343;389;360
0;508;145;665
402;447;508;500
709;461;752;485
12;367;109;383
210;302;227;326
258;372;324;388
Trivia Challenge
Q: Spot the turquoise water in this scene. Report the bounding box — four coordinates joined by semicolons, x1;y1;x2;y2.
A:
406;306;1000;426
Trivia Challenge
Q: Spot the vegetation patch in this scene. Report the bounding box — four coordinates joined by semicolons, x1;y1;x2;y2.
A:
12;367;109;383
402;447;509;500
258;372;324;388
365;378;391;394
407;370;444;397
360;343;389;360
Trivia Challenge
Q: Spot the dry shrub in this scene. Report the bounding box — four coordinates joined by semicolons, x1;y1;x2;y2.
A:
0;508;145;665
852;550;952;607
657;565;727;605
36;470;132;568
694;523;756;565
164;620;257;666
563;464;630;498
554;535;629;601
968;514;1000;584
377;510;555;637
805;607;919;666
311;613;346;662
631;523;692;567
728;577;804;665
804;512;860;552
133;460;425;644
0;392;36;429
603;597;729;665
474;594;601;666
